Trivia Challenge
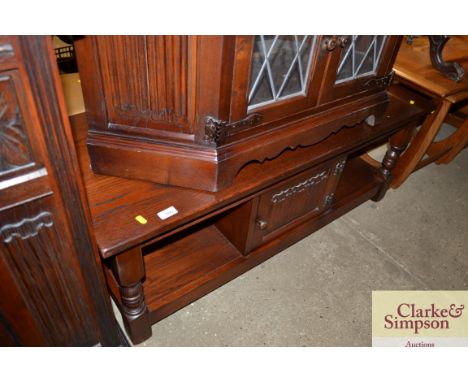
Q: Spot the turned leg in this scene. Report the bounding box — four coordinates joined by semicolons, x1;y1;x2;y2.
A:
372;127;414;201
111;247;151;344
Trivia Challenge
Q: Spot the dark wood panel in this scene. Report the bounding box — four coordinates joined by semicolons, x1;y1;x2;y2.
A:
0;197;97;346
95;36;195;136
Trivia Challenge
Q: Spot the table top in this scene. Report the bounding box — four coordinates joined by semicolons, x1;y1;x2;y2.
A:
71;94;424;259
393;36;468;102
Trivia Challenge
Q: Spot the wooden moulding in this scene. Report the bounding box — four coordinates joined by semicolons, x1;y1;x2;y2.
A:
86;93;389;191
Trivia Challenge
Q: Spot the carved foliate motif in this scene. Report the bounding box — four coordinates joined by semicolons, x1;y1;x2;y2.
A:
0;75;33;174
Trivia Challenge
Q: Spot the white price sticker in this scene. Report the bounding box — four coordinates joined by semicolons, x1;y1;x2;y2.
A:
157;206;178;220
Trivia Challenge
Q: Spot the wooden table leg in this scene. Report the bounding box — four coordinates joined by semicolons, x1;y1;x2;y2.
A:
391;98;451;188
373;125;415;201
110;247;151;344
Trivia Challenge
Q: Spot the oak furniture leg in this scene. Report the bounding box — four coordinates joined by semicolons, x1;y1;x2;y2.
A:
110;247;151;344
373;126;414;201
391;98;451;188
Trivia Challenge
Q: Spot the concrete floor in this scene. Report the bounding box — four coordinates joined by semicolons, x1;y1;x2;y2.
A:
110;147;468;347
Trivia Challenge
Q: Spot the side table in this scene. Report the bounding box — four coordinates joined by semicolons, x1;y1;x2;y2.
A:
391;36;468;188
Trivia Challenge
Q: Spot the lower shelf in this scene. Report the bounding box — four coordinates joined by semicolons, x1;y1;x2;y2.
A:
114;156;382;326
143;223;245;320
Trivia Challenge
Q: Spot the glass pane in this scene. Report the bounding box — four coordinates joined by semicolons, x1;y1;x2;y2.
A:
299;36;313;78
250;70;274;106
269;37;296;92
335;35;387;84
249;37;264;92
248;35;317;109
355;35;374;75
278;61;301;97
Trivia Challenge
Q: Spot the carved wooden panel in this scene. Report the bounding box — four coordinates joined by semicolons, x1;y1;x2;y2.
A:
0;36;121;346
0;202;97;346
96;36;194;134
0;74;33;174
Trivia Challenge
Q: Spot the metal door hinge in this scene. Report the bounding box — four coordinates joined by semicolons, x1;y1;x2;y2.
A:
324;193;335;207
364;71;394;88
204;113;262;145
333;160;347;176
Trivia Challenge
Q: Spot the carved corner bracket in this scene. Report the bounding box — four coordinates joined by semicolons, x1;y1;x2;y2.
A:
428;36;465;82
203;113;263;145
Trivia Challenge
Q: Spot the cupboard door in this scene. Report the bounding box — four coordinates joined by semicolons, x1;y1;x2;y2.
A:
317;35;400;104
0;36;120;346
249;156;346;250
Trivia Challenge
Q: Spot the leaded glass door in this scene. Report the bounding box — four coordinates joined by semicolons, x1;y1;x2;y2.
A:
228;35;326;127
317;35;399;104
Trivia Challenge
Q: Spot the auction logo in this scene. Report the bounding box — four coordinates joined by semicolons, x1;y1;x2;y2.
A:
372;291;468;347
384;303;465;334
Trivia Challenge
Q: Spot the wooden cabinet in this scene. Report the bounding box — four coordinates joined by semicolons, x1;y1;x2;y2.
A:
0;36;121;346
75;35;401;191
68;35;428;344
0;35;428;346
70;82;425;344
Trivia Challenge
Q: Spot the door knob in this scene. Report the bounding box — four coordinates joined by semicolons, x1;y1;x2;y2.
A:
256;219;268;230
322;37;337;51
